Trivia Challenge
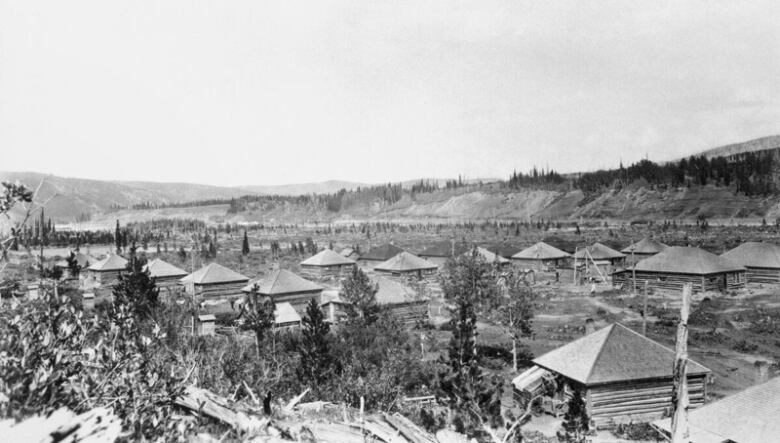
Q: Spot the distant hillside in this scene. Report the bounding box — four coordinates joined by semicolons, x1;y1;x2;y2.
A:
240;180;369;196
695;135;780;160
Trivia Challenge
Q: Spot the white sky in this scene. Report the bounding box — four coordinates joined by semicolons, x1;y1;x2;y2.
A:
1;0;779;186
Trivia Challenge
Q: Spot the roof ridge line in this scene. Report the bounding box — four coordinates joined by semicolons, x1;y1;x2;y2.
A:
584;324;615;383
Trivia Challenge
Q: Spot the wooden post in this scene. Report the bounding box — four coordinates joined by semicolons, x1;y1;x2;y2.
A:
631;244;637;294
642;280;649;336
573;247;578;285
671;283;691;443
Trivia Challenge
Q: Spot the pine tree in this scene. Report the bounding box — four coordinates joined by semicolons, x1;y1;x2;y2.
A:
112;247;159;320
559;389;590;442
242;231;250;256
115;220;122;254
297;298;333;393
341;267;379;324
239;284;276;354
208;241;217;258
66;252;82;278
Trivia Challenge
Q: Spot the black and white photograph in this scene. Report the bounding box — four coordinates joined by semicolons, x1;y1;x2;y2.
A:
1;1;779;442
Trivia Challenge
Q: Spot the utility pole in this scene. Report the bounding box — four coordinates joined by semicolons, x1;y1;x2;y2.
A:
573;246;578;285
642;280;649;336
671;283;691;443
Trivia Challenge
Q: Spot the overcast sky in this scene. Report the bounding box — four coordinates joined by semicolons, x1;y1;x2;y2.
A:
1;1;779;186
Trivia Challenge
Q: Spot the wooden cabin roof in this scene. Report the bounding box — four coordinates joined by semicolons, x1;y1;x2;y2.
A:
374;252;438;273
143;258;188;279
472;247;509;264
635;246;745;275
721;241;780;269
375;276;422;305
533;323;710;385
418;241;470;258
621;237;669;255
574;242;626;260
654;376;780;443
486;244;524;259
275;302;302;325
183;263;248;285
87;254;128;272
244;269;322;295
359;243;405;261
512;242;571;260
300;248;356;267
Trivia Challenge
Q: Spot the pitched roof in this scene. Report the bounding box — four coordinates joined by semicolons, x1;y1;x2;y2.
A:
183;263;248;285
721;241;780;269
143;258;188;278
244;269;323;295
473;247;510;264
418;241;471;258
55;252;96;269
300;248;356;267
621;237;669;255
654;376;780;443
574;242;626;260
275;302;302;325
487;244;524;258
359;243;406;261
634;246;745;275
533;323;710;385
87;254;128;272
375;276;422;305
512;242;571;260
374;252;438;272
339;247;355;257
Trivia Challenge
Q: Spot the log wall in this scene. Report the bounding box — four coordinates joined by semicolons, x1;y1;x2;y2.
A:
587;374;707;429
266;290;323;308
612;270;745;292
192;281;248;300
300;264;356;281
384;300;429;326
745;267;780;284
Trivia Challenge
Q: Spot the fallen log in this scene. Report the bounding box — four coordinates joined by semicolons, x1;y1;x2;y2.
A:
175;386;268;434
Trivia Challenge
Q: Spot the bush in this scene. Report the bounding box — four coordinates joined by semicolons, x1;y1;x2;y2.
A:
612;422;663;440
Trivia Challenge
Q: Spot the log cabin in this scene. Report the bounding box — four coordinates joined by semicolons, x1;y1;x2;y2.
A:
358;243;406;268
181;263;249;301
470;247;511;267
374;252;438;279
144;258;188;286
84;254;128;288
653;376;780;443
721;241;780;284
612;246;746;292
621;237;668;266
574;243;627;278
299;248;357;280
55;252;97;279
320;276;429;326
242;269;323;309
513;323;711;429
511;242;571;271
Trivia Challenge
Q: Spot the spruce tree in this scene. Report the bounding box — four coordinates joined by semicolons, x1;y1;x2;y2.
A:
297;298;333;393
66;252;82;278
341;266;379;324
112;246;159;320
115;220;122;254
239;284;275;354
242;231;250;256
559;389;590;442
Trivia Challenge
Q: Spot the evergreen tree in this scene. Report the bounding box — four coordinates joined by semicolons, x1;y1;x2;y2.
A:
242;231;250;256
297;298;333;394
115;220;122;254
239;284;276;354
177;246;187;263
341;267;379;324
111;247;159;321
559;389;590;442
65;252;82;278
208;241;217;258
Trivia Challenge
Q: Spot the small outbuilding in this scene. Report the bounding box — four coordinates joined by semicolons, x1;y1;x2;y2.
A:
514;323;710;429
195;314;216;336
512;242;571;270
612;246;746;292
243;269;323;308
653;376;780;443
181;263;249;300
299;249;357;280
721;241;780;284
374;252;438;278
84;254;128;287
274;302;302;329
358;243;406;267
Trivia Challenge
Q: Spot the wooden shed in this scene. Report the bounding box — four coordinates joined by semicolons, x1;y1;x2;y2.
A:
514;323;710;429
181;263;249;300
621;237;668;266
417;241;471;267
574;243;626;278
358;243;406;268
84;254;128;288
299;249;357;280
274;302;302;329
195;314;216;336
512;242;571;271
653;376;780;443
243;269;323;309
374;252;438;279
612;246;746;292
721;241;780;284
